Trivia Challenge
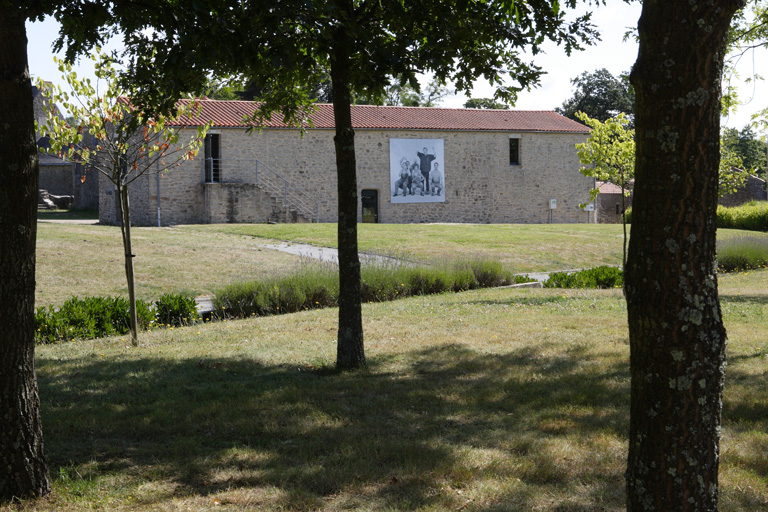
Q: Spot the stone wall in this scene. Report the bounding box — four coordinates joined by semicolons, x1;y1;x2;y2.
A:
203;183;285;223
596;192;634;224
73;164;100;211
101;127;592;225
718;174;767;207
98;171;153;226
39;163;73;196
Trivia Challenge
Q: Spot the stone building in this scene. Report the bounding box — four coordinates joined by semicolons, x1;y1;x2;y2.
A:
594;180;633;224
33;85;100;210
100;100;593;225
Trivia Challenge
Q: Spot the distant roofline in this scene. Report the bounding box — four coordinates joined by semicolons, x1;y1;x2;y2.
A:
165;99;591;134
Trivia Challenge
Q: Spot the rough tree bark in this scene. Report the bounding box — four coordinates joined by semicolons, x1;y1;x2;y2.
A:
625;1;745;510
330;0;365;371
0;3;52;501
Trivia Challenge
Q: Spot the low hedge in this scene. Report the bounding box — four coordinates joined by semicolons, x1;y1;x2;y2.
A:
626;202;768;232
35;293;200;344
717;201;768;232
543;266;623;289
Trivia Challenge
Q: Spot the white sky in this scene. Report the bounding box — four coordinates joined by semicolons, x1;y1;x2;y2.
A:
26;1;766;134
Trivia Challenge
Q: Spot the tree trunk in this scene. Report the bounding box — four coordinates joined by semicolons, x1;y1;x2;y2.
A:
117;184;139;346
330;2;365;371
625;1;743;510
0;5;51;500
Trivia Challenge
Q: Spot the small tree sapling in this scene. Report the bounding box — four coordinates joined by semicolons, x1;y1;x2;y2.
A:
37;51;210;345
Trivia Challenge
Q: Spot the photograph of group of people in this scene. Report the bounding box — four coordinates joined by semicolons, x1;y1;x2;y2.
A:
389;138;445;204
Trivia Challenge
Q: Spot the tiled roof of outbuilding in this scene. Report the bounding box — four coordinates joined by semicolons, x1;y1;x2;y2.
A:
170;99;590;133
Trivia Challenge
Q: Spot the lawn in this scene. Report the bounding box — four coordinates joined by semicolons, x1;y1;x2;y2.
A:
36;222;632;307
189;222;630;272
35;222;303;306
9;255;768;511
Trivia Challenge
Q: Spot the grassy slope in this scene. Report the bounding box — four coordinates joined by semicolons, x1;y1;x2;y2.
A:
38;222;768;307
191;223;630;272
36;223;302;306
10;268;767;512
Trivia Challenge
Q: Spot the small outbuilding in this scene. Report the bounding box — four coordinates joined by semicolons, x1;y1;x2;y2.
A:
99;101;593;225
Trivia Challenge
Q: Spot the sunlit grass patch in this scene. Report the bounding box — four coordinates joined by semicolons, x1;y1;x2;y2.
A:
13;241;768;511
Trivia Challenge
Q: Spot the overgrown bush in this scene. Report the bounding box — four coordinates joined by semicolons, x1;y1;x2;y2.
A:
215;258;536;319
155;293;201;327
717;235;768;271
214;266;339;318
544;266;623;289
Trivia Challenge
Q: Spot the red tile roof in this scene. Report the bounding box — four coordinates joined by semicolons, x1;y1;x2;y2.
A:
597;180;634;194
170;99;590;133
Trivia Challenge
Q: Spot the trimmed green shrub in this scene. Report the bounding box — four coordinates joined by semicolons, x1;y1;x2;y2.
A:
35;296;152;344
628;203;768;231
155;293;200;327
544;266;623;289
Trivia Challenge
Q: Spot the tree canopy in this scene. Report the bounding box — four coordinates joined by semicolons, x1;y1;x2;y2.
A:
721;125;767;176
555;68;635;126
463;98;509;109
50;0;600;121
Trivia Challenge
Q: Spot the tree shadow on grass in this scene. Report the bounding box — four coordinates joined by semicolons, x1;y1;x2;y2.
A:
36;343;632;510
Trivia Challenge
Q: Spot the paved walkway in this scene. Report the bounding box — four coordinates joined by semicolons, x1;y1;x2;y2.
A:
260;241;550;283
38;218;99;224
260;242;413;267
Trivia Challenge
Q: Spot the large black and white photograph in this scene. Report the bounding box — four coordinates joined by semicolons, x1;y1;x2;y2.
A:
390;138;445;204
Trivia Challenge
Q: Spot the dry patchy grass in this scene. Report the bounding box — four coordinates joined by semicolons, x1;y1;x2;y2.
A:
36;223;301;306
190;223;629;272
5;270;766;511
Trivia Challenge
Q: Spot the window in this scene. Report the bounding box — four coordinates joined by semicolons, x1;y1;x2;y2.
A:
509;137;520;165
204;133;221;183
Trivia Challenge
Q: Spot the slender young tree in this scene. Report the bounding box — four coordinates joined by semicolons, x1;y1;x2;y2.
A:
0;1;51;500
625;0;745;509
37;53;209;345
50;0;599;370
574;112;635;266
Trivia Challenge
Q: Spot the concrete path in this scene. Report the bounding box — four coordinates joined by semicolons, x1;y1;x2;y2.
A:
260;241;550;283
38;218;99;224
260;242;412;267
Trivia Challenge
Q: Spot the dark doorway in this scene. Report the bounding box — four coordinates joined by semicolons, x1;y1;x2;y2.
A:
361;189;379;223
